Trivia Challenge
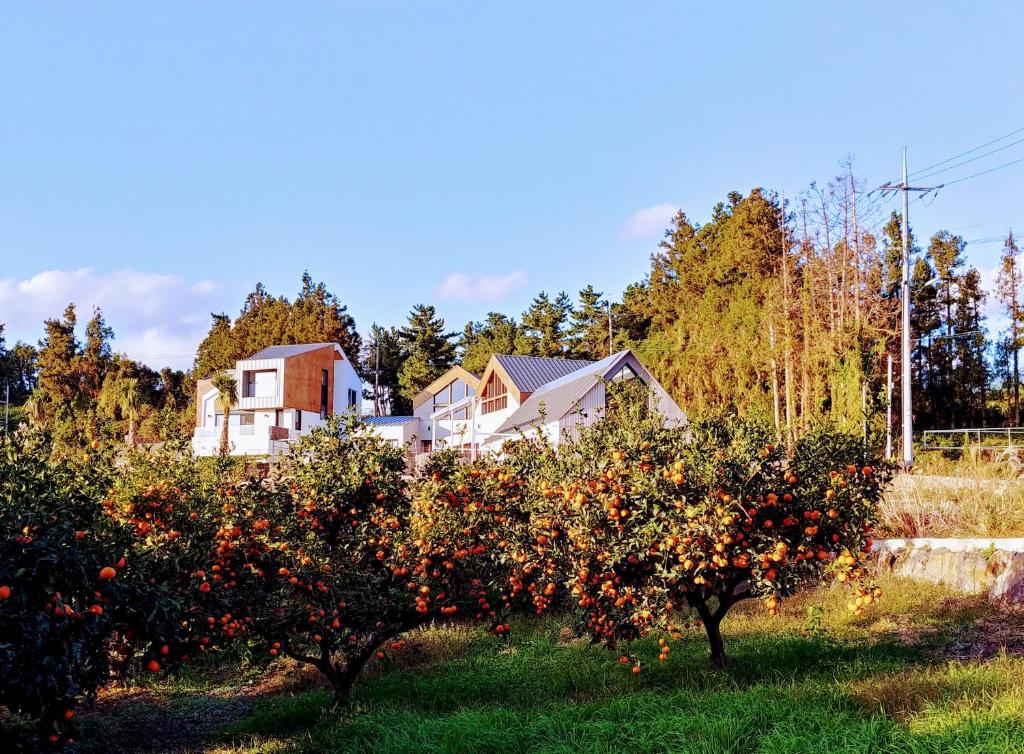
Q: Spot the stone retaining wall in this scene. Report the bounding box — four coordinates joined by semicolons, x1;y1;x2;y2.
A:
873;538;1024;606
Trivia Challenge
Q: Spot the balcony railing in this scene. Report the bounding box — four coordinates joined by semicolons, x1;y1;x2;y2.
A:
238;395;279;410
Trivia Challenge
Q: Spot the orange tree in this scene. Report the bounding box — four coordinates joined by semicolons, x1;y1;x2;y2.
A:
192;415;546;698
532;397;888;669
99;442;237;679
0;432;220;747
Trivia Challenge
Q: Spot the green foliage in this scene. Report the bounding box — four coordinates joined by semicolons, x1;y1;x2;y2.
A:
0;433;221;746
398;304;456;400
529;403;889;667
193;273;362;380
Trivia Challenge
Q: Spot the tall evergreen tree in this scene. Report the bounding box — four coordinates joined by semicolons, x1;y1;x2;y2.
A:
397;305;455;401
286;272;363;369
35;304;81;409
78;308;114;400
568;285;609;360
516;291;573;357
951;267;988;427
996;231;1023;424
458;312;521;375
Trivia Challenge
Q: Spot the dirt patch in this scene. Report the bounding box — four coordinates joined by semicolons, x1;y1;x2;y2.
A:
940;612;1024;661
78;672;295;754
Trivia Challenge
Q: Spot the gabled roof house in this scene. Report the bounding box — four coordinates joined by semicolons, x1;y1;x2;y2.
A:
362;349;685;456
192;342;362;457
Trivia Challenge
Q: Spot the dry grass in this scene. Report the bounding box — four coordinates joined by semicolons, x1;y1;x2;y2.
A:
878;452;1024;538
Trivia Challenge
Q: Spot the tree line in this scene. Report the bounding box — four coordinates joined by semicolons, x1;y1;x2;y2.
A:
3;164;1023;445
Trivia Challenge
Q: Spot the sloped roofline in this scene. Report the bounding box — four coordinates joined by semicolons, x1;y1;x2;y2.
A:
476;353;594;406
492;350;645;434
412;365;482;410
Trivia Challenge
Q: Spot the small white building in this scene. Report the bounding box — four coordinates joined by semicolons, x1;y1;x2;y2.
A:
360;415;419;449
361;350;685;457
192;342;363;457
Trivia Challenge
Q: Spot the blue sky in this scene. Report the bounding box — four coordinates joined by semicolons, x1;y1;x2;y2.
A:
2;2;1023;370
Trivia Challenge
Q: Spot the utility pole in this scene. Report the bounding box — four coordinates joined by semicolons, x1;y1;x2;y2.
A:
373;327;381;417
3;382;8;435
877;148;942;471
607;300;613;356
885;354;893;461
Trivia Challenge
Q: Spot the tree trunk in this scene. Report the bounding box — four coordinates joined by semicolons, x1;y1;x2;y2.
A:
703;615;727;668
220;410;230;456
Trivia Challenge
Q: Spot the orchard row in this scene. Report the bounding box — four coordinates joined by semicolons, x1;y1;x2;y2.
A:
0;403;887;747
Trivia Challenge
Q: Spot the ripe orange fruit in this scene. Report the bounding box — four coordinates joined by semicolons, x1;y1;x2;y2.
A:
99;566;117;580
631;664;641;675
0;585;10;600
146;659;161;673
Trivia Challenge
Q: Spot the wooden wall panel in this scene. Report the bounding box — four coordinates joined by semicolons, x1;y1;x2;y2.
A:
282;348;335;415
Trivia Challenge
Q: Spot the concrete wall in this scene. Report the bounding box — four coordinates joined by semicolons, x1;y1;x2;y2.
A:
874;538;1024;606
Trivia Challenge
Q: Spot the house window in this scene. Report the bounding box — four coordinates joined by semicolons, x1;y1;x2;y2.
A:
480;373;508;414
320;369;329;420
275;409;283;427
609;363;642;383
605;363;648;414
294;410;302;431
347;388;358;408
242;370;277;398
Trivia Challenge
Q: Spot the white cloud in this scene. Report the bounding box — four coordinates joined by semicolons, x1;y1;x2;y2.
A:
436;270;528;302
0;268;222;371
621;202;678;239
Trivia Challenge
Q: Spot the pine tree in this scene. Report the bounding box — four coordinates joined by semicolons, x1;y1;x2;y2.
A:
951;268;987;427
194;313;237;377
517;292;572;357
286;272;363;369
397;305;455;400
458;312;520;375
568;285;608;360
78;308;114;400
36;304;81;409
996;231;1023;424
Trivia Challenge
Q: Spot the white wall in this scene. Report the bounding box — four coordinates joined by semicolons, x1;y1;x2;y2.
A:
333;351;363;415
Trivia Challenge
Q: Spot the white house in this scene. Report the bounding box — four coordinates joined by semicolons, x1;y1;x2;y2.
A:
362;350;685;457
192;342;363;457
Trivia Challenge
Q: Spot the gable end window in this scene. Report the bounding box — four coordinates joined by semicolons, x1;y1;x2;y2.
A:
480;373;508;414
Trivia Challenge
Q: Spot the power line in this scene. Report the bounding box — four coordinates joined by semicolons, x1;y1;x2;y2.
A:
912;135;1024;182
907;125;1024;178
941;154;1024;187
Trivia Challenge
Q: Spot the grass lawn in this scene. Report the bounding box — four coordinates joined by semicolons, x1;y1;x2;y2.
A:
75;575;1024;754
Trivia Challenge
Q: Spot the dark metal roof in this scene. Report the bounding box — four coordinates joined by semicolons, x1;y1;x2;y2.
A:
244;343;337;360
361;416;418;426
493;351;630;433
493;354;594;393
